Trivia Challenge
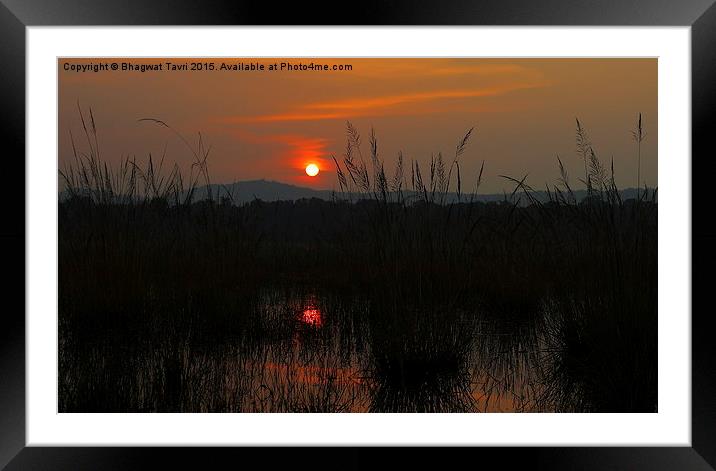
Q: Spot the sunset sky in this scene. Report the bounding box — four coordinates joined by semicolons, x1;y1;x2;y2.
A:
58;58;657;193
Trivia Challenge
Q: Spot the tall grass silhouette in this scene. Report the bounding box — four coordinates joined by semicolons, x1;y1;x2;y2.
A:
58;108;657;413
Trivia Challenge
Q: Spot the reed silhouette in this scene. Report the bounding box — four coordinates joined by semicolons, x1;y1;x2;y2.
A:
58;109;657;413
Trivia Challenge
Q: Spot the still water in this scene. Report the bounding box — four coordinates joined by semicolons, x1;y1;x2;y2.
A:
230;288;549;413
59;287;554;412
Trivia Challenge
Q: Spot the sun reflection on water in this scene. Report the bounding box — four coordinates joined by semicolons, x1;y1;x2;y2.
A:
301;307;322;327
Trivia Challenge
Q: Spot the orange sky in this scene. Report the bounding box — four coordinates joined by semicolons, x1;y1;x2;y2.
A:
58;58;657;192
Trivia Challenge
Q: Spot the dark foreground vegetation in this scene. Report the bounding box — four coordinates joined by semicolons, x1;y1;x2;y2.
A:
59;114;657;412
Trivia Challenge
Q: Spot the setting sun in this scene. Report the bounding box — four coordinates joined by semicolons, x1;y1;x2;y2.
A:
305;163;319;177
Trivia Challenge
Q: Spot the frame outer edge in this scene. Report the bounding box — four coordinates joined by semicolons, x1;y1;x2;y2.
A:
0;1;26;470
692;1;716;470
2;0;715;468
0;0;716;25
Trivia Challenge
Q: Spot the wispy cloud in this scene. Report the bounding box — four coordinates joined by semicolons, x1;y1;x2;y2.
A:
221;81;548;124
306;85;541;111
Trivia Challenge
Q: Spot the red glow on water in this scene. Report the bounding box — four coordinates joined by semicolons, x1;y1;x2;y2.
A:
301;307;323;327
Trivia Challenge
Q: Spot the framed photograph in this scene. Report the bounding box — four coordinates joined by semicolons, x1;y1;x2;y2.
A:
2;0;714;468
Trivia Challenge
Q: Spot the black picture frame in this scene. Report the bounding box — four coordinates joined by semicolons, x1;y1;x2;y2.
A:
1;1;714;469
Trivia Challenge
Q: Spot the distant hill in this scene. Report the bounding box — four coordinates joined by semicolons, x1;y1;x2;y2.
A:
198;179;335;202
59;178;656;205
194;179;655;205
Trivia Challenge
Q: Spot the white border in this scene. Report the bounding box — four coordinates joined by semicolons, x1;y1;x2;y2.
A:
27;27;691;446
